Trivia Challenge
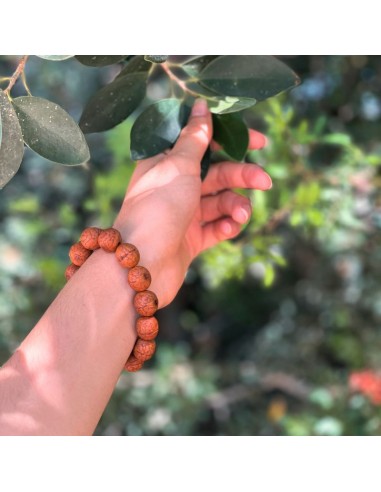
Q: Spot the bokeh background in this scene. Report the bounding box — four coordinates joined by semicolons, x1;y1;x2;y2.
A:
0;55;380;435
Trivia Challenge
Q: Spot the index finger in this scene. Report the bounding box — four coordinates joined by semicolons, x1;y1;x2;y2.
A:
201;162;272;196
170;99;212;169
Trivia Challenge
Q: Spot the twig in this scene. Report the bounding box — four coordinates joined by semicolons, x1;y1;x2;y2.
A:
4;56;29;95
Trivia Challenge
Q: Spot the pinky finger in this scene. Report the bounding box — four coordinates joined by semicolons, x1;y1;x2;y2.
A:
201;218;242;252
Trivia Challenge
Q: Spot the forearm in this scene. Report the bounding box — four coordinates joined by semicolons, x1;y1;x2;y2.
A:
0;234;153;435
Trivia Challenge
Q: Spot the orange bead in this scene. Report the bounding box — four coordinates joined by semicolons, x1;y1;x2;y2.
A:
134;291;158;316
128;266;151;292
136;316;159;341
115;243;140;268
98;228;122;252
65;263;80;281
80;227;101;250
69;242;92;266
133;339;156;362
124;355;144;372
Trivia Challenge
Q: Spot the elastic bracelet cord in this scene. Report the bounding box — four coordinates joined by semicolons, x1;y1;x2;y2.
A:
64;227;159;373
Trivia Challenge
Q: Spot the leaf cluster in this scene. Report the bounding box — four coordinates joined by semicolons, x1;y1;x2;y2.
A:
0;55;299;188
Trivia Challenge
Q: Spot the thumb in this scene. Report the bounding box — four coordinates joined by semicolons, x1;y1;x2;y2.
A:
170;99;212;166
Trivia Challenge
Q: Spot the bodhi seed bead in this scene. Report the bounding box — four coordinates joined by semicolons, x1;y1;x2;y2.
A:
136;316;159;341
65;263;80;281
80;227;101;250
115;243;140;268
133;339;156;362
128;266;151;292
69;242;92;266
124;355;144;372
98;228;122;252
134;291;159;316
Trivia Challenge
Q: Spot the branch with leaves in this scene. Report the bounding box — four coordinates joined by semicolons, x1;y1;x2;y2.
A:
0;55;300;189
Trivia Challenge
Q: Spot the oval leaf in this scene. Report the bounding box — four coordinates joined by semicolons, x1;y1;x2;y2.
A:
79;72;147;133
144;55;168;64
13;96;90;165
0;90;24;188
131;99;190;160
212;113;249;161
75;55;127;67
199;55;300;101
208;96;257;114
36;55;74;61
116;56;152;78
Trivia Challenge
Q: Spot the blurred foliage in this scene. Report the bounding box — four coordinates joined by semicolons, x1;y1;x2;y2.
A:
0;56;381;435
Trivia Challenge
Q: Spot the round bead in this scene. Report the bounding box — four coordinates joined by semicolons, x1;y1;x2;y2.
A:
80;227;101;250
136;316;159;341
69;242;92;266
128;266;151;292
134;291;159;316
65;263;80;281
115;243;140;268
133;339;156;362
98;228;122;252
124;355;144;372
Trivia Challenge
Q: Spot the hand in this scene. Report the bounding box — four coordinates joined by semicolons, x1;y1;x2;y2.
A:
114;99;272;308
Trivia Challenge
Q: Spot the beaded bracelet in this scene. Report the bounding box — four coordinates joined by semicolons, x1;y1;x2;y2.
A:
64;227;159;373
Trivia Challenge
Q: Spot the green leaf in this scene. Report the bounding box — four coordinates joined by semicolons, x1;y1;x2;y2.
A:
144;56;168;64
183;56;220;78
212;113;249;161
199;55;300;101
13;96;90;165
131;99;190;160
207;96;256;114
116;56;152;78
75;55;127;67
0;90;24;188
164;66;257;115
201;146;211;181
79;72;147;133
36;55;73;61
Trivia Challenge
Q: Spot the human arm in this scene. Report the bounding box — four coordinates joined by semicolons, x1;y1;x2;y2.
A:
0;100;272;435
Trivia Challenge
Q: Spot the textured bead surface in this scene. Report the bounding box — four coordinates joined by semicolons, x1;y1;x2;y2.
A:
124;355;144;372
69;242;92;266
98;228;122;252
115;243;140;268
80;227;101;250
128;266;151;292
136;316;159;341
134;291;159;316
133;339;156;362
65;263;80;281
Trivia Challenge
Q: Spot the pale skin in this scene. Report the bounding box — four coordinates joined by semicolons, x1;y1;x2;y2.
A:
0;99;272;435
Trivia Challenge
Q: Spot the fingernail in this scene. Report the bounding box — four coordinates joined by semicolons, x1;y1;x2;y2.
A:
241;204;252;222
264;173;273;189
191;98;208;117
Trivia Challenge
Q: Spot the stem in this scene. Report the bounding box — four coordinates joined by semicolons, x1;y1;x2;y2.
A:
4;55;29;95
161;62;200;100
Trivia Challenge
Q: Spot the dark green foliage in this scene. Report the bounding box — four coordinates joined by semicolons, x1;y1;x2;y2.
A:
0;90;24;188
130;99;190;160
79;73;148;133
13;96;90;165
0;55;299;186
212;113;249;161
75;55;127;67
199;55;300;100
